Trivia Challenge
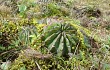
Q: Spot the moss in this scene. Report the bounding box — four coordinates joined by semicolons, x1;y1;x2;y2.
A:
0;20;18;47
9;54;36;70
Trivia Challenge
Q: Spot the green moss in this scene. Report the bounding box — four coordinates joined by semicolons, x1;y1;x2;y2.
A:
9;54;36;70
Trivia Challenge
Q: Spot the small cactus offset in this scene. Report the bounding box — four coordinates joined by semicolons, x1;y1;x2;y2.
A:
42;22;94;56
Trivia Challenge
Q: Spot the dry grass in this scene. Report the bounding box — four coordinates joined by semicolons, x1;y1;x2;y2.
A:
0;5;12;18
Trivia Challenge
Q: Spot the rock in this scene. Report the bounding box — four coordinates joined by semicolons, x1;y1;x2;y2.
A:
22;47;52;59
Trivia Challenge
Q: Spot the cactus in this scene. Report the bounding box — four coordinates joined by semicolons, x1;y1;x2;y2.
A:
42;22;94;56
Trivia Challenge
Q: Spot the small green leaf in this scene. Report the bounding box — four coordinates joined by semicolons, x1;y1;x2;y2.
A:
18;4;27;12
20;66;26;70
103;63;110;70
1;61;11;70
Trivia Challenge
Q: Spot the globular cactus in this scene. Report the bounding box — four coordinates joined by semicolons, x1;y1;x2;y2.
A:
42;22;94;56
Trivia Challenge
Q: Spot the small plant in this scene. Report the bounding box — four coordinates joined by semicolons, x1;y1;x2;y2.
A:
42;22;95;56
11;25;37;47
84;5;101;18
0;20;18;47
17;0;36;17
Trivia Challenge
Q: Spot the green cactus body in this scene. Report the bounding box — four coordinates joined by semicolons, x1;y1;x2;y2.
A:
42;20;99;56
